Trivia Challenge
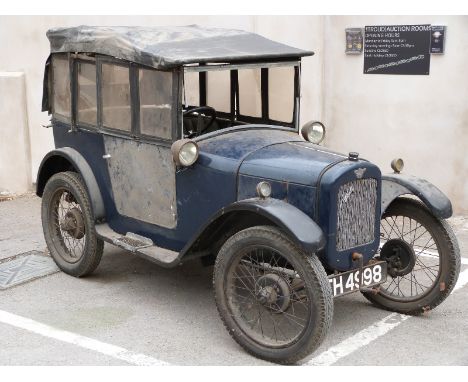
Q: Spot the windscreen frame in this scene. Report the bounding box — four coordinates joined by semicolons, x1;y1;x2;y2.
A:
181;60;301;136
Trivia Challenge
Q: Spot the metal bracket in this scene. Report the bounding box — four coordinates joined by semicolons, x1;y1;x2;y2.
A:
352;252;379;293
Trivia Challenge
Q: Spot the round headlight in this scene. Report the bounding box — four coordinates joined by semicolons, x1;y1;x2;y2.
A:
171;139;199;167
301;121;326;144
391;158;404;173
256;181;272;199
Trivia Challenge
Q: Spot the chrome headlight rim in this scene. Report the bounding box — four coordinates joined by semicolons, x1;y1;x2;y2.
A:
171;139;199;167
391;158;404;173
256;181;272;199
301;121;326;144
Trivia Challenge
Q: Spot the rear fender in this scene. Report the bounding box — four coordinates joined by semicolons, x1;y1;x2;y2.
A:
36;147;105;220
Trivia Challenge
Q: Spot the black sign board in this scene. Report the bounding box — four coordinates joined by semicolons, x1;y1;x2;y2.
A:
364;25;431;75
430;26;446;54
345;28;363;54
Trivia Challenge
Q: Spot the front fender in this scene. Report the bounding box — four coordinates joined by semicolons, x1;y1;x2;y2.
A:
181;197;325;256
36;147;105;220
382;174;452;219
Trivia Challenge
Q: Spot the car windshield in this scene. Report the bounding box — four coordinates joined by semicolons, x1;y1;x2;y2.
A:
182;62;298;138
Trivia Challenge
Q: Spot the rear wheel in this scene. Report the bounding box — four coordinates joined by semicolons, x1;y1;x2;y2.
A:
41;171;104;277
363;198;460;315
213;226;333;364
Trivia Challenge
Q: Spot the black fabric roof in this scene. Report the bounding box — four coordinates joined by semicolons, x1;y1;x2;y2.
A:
47;25;313;69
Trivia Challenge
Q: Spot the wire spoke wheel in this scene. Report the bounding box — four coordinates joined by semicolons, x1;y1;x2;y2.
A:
362;198;460;315
41;171;104;277
226;246;311;348
214;226;333;364
49;188;87;263
377;214;440;301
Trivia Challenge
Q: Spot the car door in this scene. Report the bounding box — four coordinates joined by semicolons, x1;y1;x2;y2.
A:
99;60;177;229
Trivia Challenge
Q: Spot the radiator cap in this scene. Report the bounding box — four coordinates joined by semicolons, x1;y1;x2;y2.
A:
348;152;359;161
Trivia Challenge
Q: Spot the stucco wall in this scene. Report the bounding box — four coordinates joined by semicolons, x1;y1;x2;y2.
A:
0;15;466;213
320;16;468;215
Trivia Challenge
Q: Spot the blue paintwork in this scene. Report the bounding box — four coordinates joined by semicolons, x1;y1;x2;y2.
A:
234;137;382;270
239;141;348;186
49;121;382;271
237;175;316;219
195;126;301;160
179;197;326;255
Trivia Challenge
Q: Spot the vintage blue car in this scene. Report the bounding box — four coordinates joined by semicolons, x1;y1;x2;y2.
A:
37;25;460;364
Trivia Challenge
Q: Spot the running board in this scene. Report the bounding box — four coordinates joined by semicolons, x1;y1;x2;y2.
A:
95;223;180;267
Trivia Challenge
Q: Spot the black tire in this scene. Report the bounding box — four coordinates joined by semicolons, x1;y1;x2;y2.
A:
213;225;333;364
363;198;460;315
41;171;104;277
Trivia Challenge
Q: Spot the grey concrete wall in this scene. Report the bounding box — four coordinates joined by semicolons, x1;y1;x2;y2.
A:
0;15;466;213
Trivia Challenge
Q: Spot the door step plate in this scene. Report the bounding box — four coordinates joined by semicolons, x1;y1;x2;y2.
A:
113;232;153;252
95;224;179;267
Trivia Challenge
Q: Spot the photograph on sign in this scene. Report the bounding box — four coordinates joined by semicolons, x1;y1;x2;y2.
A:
431;25;446;54
345;28;363;54
364;25;432;75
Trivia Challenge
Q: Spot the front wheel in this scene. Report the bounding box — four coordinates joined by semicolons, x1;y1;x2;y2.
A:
363;198;460;315
213;226;333;364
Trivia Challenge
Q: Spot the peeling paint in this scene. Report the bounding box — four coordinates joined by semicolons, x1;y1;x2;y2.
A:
104;135;177;228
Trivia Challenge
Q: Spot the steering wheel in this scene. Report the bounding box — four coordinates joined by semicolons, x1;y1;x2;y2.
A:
183;106;217;137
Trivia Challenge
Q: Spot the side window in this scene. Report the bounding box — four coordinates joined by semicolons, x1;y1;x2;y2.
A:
269;66;295;123
52;55;71;119
77;62;97;126
183;71;200;107
238;68;262;118
139;68;173;140
101;63;131;131
206;71;230;113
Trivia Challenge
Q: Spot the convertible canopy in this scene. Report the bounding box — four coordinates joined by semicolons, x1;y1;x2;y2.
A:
46;25;314;69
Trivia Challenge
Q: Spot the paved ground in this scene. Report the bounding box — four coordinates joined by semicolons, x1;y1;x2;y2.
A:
0;194;467;365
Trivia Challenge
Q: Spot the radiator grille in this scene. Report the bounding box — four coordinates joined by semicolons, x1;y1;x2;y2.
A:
336;178;377;251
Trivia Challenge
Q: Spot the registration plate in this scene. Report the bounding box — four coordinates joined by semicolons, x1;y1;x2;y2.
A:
328;261;387;297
